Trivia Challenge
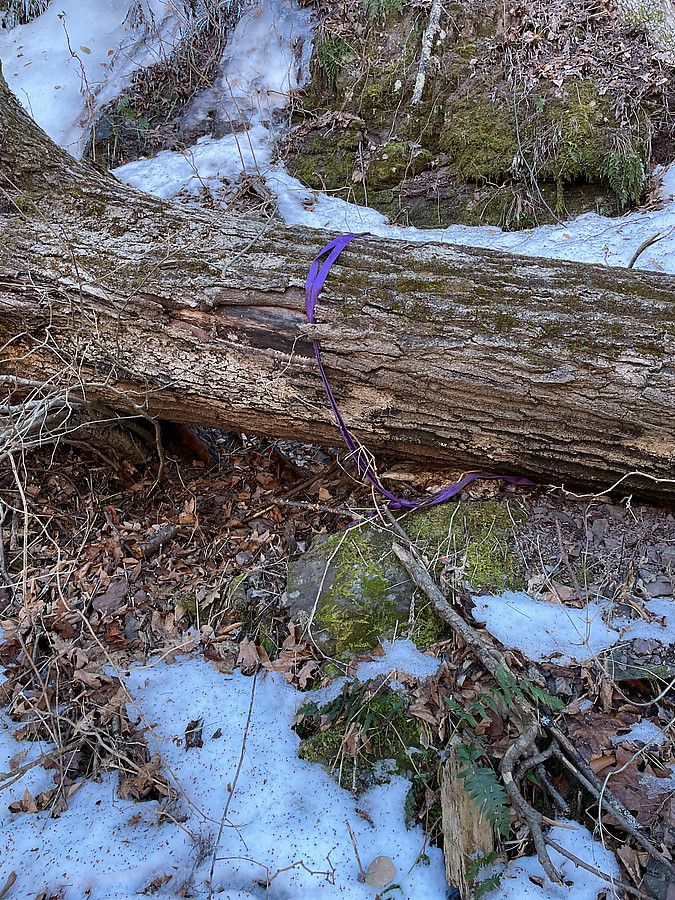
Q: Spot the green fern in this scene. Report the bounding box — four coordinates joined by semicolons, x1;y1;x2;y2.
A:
524;680;565;711
456;742;511;837
466;851;499;881
364;0;405;20
467;852;502;899
444;696;478;728
495;664;564;712
475;873;503;898
605;146;644;209
316;34;349;91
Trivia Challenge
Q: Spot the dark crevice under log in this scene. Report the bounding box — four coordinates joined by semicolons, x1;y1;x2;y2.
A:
0;65;674;501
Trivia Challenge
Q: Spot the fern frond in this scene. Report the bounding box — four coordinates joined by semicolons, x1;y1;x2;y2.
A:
466;851;499;881
523;680;565;711
457;745;511;837
444;696;478;728
475;873;502;898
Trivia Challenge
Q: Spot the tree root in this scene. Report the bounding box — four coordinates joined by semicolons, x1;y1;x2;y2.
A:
388;514;675;886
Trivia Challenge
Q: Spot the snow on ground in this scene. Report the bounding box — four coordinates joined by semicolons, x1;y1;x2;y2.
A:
0;0;185;156
611;718;674;746
0;652;621;900
183;0;312;128
1;1;672;897
0;654;449;899
116;127;274;200
356;639;442;680
266;163;675;273
487;823;620;900
473;593;675;665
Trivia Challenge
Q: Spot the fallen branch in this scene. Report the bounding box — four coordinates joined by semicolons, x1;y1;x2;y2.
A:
544;837;649;900
411;0;443;105
389;517;675;886
391;538;561;883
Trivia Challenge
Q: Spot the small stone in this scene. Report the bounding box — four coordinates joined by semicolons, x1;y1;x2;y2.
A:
646;577;672;598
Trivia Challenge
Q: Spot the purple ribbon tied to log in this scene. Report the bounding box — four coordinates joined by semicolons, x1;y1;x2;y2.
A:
305;232;534;509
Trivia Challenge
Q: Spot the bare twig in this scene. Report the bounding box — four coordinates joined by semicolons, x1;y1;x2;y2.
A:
208;668;259;899
627;230;666;268
344;819;366;881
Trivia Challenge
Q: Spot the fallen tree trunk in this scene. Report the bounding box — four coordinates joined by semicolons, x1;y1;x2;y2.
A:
0;68;674;499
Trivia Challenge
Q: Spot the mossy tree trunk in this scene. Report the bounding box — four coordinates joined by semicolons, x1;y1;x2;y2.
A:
1;68;674;499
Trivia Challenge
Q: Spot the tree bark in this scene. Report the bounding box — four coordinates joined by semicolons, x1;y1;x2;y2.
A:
0;67;674;499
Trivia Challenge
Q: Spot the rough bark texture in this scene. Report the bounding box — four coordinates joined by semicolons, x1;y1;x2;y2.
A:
1;67;674;499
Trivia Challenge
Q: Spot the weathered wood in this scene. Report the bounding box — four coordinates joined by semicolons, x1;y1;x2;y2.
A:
1;66;674;499
441;737;496;899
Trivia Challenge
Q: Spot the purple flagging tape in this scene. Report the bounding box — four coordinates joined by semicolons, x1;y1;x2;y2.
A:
305;233;535;510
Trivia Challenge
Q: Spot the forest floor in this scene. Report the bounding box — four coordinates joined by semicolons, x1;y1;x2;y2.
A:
1;1;675;899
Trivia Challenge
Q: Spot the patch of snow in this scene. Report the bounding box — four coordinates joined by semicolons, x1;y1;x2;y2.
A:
0;655;448;899
488;821;620;900
0;0;184;155
355;639;442;680
473;592;675;665
270;157;675;272
643;769;675;797
116;128;272;199
177;0;312;139
215;0;312;121
113;0;313;203
611;718;673;746
0;654;619;899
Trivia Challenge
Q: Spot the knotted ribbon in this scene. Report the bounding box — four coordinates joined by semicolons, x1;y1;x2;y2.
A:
305;233;534;509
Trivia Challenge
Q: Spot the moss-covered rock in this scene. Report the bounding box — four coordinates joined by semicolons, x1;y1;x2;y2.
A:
295;681;423;789
367;141;432;188
285;501;525;658
439;92;517;182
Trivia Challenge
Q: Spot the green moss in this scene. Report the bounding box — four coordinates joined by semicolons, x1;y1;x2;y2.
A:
407;500;526;593
358;76;398;128
439;93;517;181
308;500;524;659
409;598;449;647
296;685;423;788
367;141;432;188
317;541;402;657
288;128;361;195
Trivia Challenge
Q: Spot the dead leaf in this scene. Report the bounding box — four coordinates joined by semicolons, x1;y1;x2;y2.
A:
545;583;574;604
589;753;616;774
616;844;642;887
142;873;172;894
185;718;204;751
237;638;259;675
8;749;28;772
74;669;103;688
364;856;396;888
9;787;38;814
0;871;17;899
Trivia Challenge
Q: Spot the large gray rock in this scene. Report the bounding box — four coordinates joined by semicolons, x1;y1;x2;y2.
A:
286;501;525;658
